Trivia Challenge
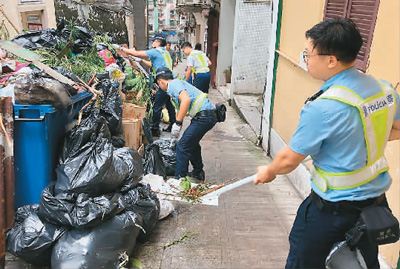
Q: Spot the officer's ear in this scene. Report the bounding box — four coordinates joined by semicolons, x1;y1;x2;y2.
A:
327;55;338;69
157;79;167;90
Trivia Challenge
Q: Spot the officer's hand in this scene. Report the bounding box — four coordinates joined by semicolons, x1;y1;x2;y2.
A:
254;165;276;185
171;123;181;138
111;44;123;50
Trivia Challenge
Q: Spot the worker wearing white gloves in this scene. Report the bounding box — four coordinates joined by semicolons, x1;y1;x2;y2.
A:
112;36;176;137
155;67;218;182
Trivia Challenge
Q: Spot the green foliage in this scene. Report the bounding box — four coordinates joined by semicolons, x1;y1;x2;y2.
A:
131;258;143;269
164;232;193;249
123;66;151;107
179;177;193;190
35;47;105;83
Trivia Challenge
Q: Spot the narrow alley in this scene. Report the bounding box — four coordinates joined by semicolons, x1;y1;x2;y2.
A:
130;61;303;269
1;0;399;268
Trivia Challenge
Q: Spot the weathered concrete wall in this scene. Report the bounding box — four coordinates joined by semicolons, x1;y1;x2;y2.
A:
54;0;132;44
132;0;147;50
216;0;235;88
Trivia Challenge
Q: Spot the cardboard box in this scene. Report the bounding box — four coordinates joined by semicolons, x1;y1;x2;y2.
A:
122;119;142;150
122;103;146;120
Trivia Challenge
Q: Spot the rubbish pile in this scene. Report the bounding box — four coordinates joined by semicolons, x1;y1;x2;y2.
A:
1;19;151;109
6;78;160;268
1;20;170;268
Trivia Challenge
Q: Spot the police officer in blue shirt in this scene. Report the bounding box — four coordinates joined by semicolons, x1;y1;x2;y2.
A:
114;36;176;137
254;18;400;268
155;67;218;182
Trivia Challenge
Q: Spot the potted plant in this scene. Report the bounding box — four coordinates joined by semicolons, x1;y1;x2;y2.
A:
223;67;231;83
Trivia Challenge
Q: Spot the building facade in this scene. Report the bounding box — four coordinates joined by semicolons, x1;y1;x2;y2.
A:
0;0;57;39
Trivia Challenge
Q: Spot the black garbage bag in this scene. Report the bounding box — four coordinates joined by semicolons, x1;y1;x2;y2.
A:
153;138;177;176
60;112;108;162
12;21;93;54
111;133;126;148
118;148;144;192
51;211;142;269
38;183;124;228
6;205;67;266
14;70;70;108
51;66;79;96
52;66;80;83
97;79;123;136
142;117;153;144
119;184;160;241
71;26;93;54
55;19;72;41
55;122;134;196
12;28;65;49
143;143;166;179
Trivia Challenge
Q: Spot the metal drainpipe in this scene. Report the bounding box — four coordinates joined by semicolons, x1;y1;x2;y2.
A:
267;0;283;155
0;97;13;268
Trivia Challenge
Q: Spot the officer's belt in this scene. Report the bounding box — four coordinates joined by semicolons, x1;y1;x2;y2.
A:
194;110;217;118
195;71;210;74
310;190;386;214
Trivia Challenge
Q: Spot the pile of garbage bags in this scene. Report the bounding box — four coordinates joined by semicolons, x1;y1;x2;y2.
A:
1;19;128;108
6;80;160;268
3;18;181;268
12;19;93;55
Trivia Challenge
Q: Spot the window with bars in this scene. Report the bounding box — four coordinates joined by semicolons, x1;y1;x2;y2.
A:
324;0;380;72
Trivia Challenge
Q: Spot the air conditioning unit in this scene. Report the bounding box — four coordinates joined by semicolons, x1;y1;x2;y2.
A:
176;0;211;6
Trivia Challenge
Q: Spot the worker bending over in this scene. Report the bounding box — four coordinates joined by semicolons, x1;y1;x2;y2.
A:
155;67;218;182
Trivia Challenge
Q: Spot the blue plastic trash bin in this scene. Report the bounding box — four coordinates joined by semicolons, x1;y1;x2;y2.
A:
14;91;92;209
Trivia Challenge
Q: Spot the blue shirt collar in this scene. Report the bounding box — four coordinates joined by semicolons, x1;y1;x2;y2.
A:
319;67;358;92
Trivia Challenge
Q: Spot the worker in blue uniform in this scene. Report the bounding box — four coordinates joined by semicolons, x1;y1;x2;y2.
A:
113;36;176;136
254;18;400;268
181;42;211;93
155;67;218;182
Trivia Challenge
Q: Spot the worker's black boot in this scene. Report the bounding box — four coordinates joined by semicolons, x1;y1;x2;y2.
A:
188;169;205;183
151;127;161;137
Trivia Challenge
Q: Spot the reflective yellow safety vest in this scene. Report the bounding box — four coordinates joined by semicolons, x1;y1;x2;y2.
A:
189;50;210;74
171;91;208;118
311;80;397;192
152;48;173;74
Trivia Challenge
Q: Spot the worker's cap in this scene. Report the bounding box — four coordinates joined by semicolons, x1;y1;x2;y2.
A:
150;35;166;42
155;67;174;81
150;36;167;47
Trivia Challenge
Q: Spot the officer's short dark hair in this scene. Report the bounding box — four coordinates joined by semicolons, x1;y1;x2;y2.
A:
159;38;167;47
181;42;192;49
156;67;174;81
305;18;362;64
